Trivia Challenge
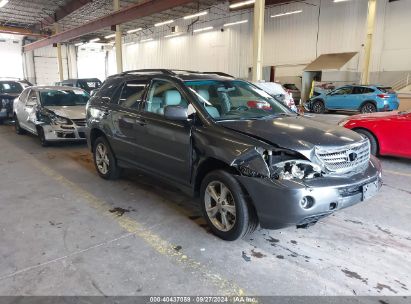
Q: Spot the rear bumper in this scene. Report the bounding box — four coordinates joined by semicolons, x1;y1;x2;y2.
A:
236;156;382;229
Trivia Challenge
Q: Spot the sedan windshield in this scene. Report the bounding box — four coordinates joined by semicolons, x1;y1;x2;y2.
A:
185;80;293;121
40;89;90;107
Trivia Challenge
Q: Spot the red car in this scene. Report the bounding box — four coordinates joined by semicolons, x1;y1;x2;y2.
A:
339;110;411;158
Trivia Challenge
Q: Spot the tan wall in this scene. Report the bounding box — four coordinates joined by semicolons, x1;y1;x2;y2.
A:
399;97;411;111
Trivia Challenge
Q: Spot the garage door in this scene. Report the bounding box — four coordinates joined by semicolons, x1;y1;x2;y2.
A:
34;56;68;85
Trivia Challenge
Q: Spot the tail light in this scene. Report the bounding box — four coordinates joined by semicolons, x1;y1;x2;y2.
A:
247;100;272;110
377;94;390;99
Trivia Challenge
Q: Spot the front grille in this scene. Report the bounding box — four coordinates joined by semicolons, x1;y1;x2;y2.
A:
315;139;370;175
72;119;86;127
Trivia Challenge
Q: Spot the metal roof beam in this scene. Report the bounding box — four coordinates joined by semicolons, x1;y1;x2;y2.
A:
0;25;48;38
24;0;194;52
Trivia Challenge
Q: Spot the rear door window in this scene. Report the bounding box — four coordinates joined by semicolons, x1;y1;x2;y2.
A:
96;79;122;100
351;87;364;94
118;80;148;109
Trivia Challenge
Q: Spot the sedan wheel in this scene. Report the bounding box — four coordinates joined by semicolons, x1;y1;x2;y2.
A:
204;181;236;232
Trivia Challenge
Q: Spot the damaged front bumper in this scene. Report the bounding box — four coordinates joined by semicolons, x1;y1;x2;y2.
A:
42;123;87;141
236;156;382;229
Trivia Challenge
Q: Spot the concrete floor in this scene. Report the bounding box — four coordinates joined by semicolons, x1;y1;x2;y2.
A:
0;120;410;297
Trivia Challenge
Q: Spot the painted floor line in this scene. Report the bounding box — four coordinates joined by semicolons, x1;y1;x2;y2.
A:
28;154;246;296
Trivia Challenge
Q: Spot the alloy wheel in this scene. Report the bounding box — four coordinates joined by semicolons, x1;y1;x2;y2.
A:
95;143;110;175
362;103;376;113
204;181;236;232
313;101;324;113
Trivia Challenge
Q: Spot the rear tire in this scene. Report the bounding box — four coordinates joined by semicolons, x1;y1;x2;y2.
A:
14;115;25;135
312;100;325;114
93;136;122;180
355;129;378;156
200;170;258;241
360;102;377;114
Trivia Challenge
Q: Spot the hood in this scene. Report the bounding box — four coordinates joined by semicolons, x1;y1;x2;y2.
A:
219;116;364;159
44;105;86;120
348;111;400;121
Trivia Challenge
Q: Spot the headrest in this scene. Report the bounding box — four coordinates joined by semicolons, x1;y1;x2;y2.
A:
197;89;210;101
164;90;181;106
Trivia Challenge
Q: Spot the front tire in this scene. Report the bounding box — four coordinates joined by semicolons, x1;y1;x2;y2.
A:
355;129;378;156
360;102;377;114
37;126;49;147
93;136;121;180
200;170;258;241
311;100;325;114
14;115;25;134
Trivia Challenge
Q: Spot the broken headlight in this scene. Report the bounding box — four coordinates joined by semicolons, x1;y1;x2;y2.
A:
271;160;322;180
52;116;72;125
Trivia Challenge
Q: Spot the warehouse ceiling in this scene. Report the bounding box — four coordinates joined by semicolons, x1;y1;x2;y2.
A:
0;0;223;38
0;0;294;47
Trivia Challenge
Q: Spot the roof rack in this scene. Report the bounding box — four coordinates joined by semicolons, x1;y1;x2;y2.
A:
202;72;234;78
113;69;235;78
120;69;175;76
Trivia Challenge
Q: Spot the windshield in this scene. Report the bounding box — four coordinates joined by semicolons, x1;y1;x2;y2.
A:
40;89;90;107
78;80;102;92
0;82;23;94
185;80;292;121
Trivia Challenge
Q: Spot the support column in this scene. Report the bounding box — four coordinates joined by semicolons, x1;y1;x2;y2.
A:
252;0;265;82
361;0;376;85
55;24;64;81
114;0;123;73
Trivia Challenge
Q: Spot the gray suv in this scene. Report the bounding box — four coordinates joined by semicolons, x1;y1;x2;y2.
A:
86;70;382;241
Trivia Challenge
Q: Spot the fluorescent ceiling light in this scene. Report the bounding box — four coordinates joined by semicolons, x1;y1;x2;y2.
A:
154;20;174;27
127;27;143;34
0;0;9;8
75;42;84;47
271;10;303;18
224;19;248;27
89;38;100;43
334;0;351;2
193;26;213;33
164;33;182;38
104;34;116;39
229;0;255;9
183;11;208;20
141;38;154;42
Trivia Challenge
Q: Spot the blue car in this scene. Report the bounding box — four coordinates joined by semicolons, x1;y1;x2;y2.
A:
307;85;400;114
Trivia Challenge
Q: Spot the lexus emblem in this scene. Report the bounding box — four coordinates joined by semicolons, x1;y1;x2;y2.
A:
347;151;358;162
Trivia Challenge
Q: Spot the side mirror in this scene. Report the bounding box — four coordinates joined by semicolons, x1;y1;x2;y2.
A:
164;105;188;121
